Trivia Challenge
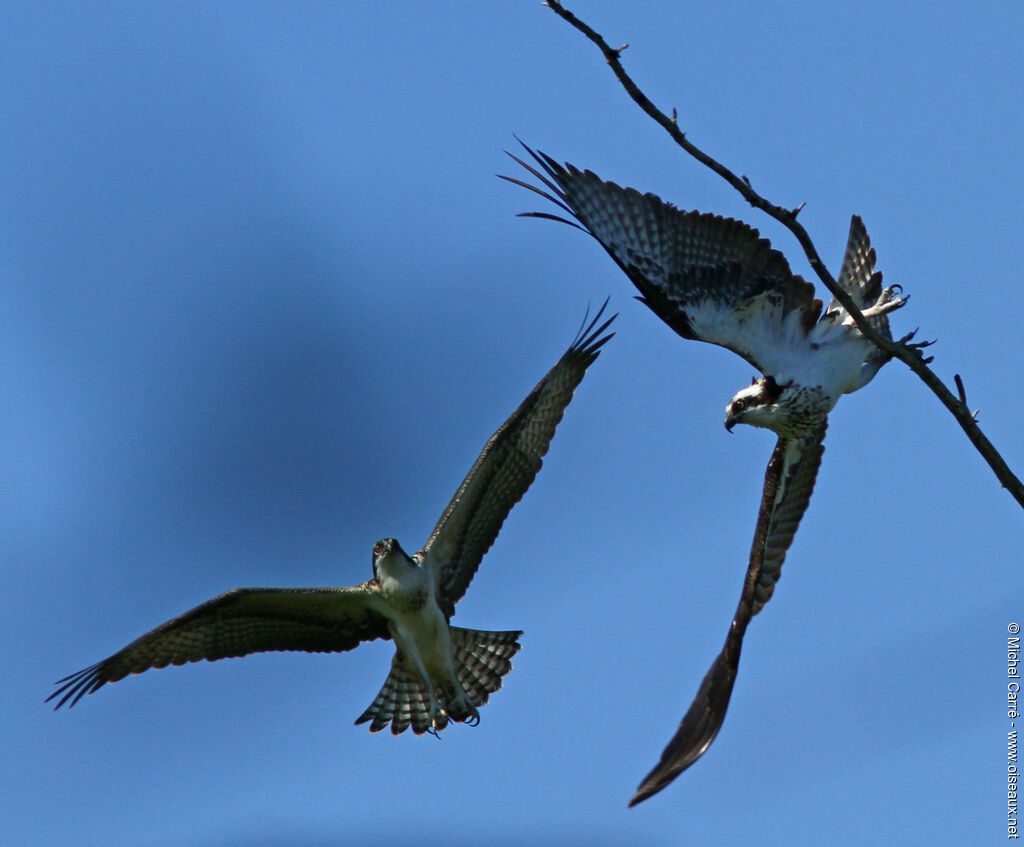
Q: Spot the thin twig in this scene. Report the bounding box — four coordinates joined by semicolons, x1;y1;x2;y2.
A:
954;374;980;421
542;0;1024;508
954;374;968;406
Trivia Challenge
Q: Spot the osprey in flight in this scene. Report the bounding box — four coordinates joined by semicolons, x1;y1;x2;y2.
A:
49;304;615;736
505;146;922;804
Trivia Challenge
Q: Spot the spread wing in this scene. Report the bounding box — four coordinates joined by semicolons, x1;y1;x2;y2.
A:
423;303;615;619
827;215;893;340
47;583;390;709
503;145;822;376
630;425;826;806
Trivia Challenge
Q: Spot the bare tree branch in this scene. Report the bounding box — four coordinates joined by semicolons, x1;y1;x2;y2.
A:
542;0;1024;508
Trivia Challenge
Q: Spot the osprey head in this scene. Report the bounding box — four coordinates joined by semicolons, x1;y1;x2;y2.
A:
372;537;410;578
724;376;785;432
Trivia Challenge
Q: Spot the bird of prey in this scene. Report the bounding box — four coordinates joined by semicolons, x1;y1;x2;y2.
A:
504;146;925;804
48;304;615;736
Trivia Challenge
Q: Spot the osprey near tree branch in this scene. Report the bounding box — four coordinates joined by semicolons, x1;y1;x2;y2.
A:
505;144;918;805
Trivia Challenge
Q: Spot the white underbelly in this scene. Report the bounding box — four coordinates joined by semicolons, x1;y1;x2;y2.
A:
390;604;456;681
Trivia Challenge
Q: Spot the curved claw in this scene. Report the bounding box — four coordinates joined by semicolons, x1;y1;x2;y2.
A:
897;327;936;346
896;329;936;364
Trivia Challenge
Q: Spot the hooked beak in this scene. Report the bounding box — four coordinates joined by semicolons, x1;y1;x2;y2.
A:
724;416;738;433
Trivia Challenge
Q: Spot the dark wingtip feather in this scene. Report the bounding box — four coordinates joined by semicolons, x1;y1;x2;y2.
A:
500;139;588;221
514;209;586;231
500;154;576;220
628;635;743;807
504;147;566;199
569;297;617;360
47;663;106;710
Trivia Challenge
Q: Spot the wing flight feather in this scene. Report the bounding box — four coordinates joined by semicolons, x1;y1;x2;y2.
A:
503;145;822;374
630;424;826;806
424;303;615;618
47;584;390;709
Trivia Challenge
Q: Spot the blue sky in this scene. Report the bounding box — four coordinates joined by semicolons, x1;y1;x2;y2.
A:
4;2;1021;844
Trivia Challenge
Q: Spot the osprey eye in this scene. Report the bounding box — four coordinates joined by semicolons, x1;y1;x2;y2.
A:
374;542;384;556
734;399;746;411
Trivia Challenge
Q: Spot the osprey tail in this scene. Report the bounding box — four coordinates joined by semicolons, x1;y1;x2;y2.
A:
354;627;522;735
451;626;522;709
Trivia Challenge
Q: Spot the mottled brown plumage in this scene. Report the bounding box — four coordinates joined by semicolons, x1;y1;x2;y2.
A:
424;303;615;619
506;145;908;803
49;304;615;735
630;426;826;805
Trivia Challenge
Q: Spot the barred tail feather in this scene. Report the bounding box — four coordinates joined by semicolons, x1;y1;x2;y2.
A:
354;628;521;735
354;659;447;736
450;626;522;708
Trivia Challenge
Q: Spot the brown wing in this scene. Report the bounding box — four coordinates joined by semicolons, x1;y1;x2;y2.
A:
502;145;822;375
423;303;615;619
629;425;826;806
47;583;390;709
